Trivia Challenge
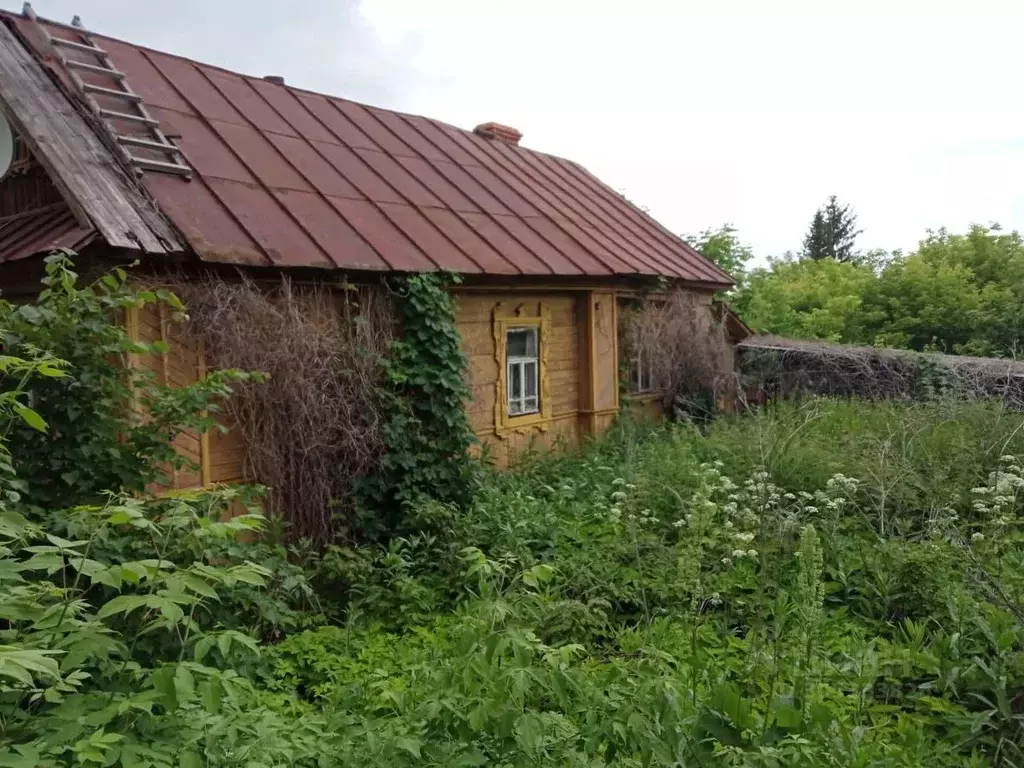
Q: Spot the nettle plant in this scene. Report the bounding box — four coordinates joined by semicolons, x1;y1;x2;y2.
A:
0;489;275;766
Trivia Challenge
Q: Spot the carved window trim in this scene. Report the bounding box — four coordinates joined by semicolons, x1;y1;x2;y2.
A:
492;301;552;436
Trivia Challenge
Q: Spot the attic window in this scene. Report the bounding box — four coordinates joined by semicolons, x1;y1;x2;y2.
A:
506;327;539;415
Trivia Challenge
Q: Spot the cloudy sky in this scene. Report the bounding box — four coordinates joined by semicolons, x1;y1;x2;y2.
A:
6;0;1024;259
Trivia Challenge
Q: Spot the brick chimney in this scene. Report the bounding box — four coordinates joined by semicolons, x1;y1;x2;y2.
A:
474;122;522;145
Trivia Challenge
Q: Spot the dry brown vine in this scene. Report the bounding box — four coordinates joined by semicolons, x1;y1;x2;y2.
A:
739;335;1024;409
620;288;736;411
168;273;395;544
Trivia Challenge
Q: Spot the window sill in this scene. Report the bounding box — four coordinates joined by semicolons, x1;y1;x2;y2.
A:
501;409;549;431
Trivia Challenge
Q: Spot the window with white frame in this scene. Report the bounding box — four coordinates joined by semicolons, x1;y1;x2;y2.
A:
628;347;658;394
506;326;539;416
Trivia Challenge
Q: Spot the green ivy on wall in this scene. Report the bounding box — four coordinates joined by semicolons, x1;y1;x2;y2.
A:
363;272;478;533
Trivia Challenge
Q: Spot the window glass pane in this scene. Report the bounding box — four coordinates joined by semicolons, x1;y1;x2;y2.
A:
524;361;537;397
507;327;538;358
509;361;522;399
509;399;523;415
524;396;538;413
524;328;537;357
507;329;529;357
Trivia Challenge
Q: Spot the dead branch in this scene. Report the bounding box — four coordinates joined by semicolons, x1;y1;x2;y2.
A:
168;273;395;545
621;289;736;413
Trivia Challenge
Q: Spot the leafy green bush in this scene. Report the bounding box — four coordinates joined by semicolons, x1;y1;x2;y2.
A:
1;253;247;509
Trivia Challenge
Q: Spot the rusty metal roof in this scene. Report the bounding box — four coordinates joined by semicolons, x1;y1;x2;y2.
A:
0;202;94;262
2;11;732;286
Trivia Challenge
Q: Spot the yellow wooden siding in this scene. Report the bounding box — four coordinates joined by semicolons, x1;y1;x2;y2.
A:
456;291;585;466
132;300;245;490
131;282;696;480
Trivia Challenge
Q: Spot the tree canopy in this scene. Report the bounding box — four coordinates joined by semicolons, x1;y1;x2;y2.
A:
802;196;863;262
733;224;1024;357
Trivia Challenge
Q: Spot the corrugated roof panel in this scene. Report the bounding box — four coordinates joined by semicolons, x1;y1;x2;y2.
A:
144;52;244;124
333;101;414;158
408;117;479;166
312;142;406;204
558;158;732;283
428;161;513;217
549;155;718;280
165;111;254;183
554;217;635;275
374;111;448;162
457;212;554;275
1;11;732;285
206;71;298;136
418;206;517;274
144;173;268;266
326;196;433;271
461;165;541;219
0;205;93;263
103;39;193;113
526;218;613;276
248;79;338;143
294;93;379;150
492;215;583;275
209;120;312;192
519;151;685;276
493;144;666;274
394;155;481;213
467;139;639;276
354;148;444;208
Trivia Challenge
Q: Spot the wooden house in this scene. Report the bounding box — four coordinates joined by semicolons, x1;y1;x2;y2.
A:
0;6;736;482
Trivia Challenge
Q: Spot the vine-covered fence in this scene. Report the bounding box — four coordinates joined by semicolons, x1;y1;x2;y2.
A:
739;334;1024;409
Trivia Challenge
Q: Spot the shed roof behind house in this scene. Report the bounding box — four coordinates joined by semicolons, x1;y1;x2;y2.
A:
0;10;732;286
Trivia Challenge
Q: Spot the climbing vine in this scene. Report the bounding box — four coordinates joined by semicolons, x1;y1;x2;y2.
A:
364;272;478;533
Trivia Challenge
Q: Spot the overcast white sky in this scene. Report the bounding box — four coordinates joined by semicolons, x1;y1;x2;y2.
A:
7;0;1024;260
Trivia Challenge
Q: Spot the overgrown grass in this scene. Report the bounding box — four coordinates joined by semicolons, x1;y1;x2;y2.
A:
254;398;1024;766
5;388;1024;765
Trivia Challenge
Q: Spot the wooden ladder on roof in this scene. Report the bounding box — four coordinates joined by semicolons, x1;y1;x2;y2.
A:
22;3;192;179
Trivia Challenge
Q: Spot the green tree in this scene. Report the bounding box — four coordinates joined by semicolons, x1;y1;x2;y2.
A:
803;196;862;262
734;256;875;342
688;224;753;288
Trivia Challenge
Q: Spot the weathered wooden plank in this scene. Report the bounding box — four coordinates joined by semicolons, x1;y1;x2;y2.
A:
0;22;185;254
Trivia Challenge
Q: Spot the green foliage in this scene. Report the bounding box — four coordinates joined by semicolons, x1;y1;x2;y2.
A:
366;272;478;532
740;223;1024;356
802;195;863;262
1;252;252;509
688;224;753;289
735;255;876;341
6;251;1024;765
0;282;325;766
259;399;1024;766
